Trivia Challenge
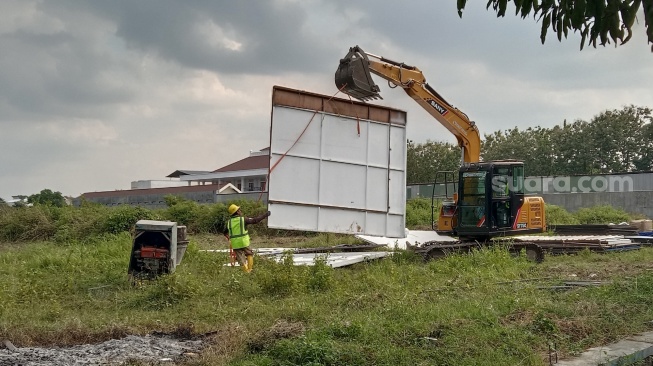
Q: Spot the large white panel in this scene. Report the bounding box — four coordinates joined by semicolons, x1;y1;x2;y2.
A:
367;123;390;168
389;126;407;171
317;207;367;234
321;115;369;165
268;155;320;204
365;212;388;236
388;170;406;215
366;167;388;212
269;90;407;238
387;214;405;236
319;161;367;210
268;203;318;231
270;107;323;160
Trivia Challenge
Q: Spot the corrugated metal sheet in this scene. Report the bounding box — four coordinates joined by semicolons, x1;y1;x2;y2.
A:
209;249;391;268
356;230;457;250
268;252;390;268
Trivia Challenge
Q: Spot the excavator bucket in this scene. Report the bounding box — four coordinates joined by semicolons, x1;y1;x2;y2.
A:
335;46;382;102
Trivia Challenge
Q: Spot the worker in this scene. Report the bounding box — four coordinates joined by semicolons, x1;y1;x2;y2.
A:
223;204;271;273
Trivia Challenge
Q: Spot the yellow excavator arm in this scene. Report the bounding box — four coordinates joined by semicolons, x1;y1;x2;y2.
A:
335;46;481;163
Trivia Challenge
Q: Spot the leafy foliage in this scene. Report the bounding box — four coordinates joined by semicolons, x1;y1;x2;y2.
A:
574;204;631;223
306;255;334;292
0;198;276;243
0;205;57;242
105;205;159;234
545;204;580;225
257;252;301;297
483;126;556;175
480;105;652;175
28;189;66;207
405;197;438;229
406;140;460;184
457;0;653;51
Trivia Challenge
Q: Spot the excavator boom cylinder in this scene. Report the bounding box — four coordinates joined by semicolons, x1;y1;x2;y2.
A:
335;46;382;101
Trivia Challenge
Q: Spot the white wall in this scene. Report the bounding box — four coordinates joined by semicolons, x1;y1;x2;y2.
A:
131;180;189;189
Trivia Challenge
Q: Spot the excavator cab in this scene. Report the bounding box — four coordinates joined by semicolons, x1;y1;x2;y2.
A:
432;171;459;233
335;46;382;101
452;161;545;240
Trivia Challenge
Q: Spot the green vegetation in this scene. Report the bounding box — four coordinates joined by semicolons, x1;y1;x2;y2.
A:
409;105;653;180
0;198;277;244
574;205;631;225
28;189;67;207
545;204;580;225
405;197;439;229
0;199;641;245
458;1;653;51
0;200;650;364
2;233;653;365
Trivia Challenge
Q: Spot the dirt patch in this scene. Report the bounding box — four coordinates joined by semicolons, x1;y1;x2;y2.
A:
500;310;535;327
0;333;204;366
246;319;306;352
554;318;594;343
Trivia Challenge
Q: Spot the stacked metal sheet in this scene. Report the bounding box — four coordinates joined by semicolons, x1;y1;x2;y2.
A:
509;235;641;254
204;243;391;268
550;224;639;236
623;235;653;245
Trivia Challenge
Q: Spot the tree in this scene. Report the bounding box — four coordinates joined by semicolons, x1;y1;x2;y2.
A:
457;0;653;51
627;106;653;170
481;106;652;175
481;126;555;175
551;119;597;174
0;197;6;206
406;140;461;184
586;105;649;173
28;189;66;207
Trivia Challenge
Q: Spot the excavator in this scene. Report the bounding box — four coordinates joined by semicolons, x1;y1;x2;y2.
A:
335;46;546;260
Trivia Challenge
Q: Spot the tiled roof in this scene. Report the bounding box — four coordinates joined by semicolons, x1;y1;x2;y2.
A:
80;184;222;198
213;155;269;173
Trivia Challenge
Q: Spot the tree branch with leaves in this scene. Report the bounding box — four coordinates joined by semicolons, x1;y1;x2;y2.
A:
457;0;653;51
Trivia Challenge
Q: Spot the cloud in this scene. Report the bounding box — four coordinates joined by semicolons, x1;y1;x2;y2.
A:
0;0;651;200
84;0;340;75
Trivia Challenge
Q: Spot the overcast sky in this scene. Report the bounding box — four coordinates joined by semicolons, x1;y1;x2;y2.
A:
1;0;651;200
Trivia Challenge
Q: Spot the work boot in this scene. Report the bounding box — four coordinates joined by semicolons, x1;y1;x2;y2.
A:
240;260;249;273
246;255;254;272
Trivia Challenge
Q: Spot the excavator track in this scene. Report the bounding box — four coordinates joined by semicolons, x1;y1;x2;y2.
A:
414;241;545;263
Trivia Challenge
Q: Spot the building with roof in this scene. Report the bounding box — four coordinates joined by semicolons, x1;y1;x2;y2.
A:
75;148;269;208
179;148;269;192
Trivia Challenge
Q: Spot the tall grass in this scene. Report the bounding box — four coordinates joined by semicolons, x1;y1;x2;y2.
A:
2;234;653;365
574;205;631;224
0;198;276;244
0;200;643;245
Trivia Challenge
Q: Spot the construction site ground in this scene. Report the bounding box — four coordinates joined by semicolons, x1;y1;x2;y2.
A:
2;232;653;365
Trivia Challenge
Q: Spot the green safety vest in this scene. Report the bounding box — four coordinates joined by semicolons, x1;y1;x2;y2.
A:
228;216;250;249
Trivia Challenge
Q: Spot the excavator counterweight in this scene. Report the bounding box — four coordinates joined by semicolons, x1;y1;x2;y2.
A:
335;46;382;101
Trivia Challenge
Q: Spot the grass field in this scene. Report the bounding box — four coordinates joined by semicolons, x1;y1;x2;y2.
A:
2;232;653;365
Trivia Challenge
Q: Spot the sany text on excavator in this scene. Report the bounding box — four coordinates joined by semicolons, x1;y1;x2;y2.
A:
335;46;546;242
